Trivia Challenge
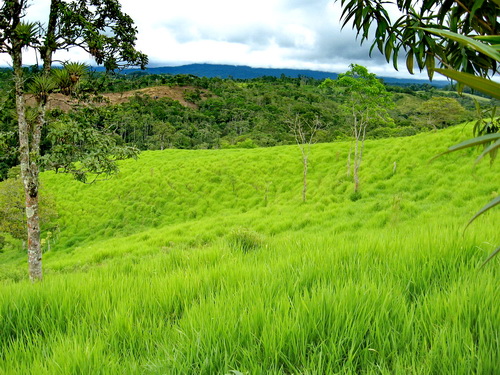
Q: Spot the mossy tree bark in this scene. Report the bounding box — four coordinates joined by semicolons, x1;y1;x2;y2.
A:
9;5;43;281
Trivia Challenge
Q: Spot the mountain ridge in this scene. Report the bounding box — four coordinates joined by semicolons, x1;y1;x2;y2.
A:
121;63;449;87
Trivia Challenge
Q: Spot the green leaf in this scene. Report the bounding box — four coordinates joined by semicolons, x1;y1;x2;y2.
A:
431;133;500;161
449;133;500;152
392;48;399;71
406;52;414;74
465;195;500;231
474;139;500;164
384;39;393;63
425;54;435;80
433;69;500;100
470;0;485;18
423;28;500;61
480;245;500;268
473;35;500;44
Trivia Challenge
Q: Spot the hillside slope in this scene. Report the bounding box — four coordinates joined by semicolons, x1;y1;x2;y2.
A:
38;123;498;261
0;124;498;374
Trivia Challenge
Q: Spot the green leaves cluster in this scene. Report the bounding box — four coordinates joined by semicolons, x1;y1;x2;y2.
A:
431;33;499;257
28;62;88;100
337;0;499;264
424;28;500;98
338;0;499;79
42;118;138;183
321;64;394;130
37;0;147;71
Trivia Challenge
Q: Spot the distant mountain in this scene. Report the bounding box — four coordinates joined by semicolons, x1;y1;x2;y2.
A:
121;63;449;87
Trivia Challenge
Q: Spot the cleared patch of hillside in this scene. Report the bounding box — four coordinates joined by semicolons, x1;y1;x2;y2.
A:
102;85;208;108
24;85;209;111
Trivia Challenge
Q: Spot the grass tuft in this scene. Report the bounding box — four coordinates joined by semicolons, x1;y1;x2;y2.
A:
227;227;265;252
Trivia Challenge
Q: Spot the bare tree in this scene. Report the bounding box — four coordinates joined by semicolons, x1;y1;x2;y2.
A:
321;65;393;194
288;115;322;202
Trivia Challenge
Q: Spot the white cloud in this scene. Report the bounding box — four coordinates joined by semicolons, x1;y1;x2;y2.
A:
0;0;443;80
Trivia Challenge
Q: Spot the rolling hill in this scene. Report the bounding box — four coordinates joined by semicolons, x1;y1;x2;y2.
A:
0;123;498;374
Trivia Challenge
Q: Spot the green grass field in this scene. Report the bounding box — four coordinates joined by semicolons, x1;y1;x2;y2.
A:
0;123;499;374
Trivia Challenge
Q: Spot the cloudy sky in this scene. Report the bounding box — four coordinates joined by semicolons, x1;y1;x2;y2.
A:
2;0;441;80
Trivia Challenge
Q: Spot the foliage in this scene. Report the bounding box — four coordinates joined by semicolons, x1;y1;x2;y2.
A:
0;0;147;280
321;64;394;193
337;0;499;78
0;131;18;181
49;62;88;96
0;175;58;241
27;75;57;102
0;177;25;240
427;31;500;264
424;28;500;97
35;0;147;71
419;97;467;130
327;64;394;127
41;119;139;183
473;102;499;144
52;74;468;154
0;72;482;182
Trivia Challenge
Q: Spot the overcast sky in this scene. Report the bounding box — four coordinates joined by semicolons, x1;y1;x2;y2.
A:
2;0;442;80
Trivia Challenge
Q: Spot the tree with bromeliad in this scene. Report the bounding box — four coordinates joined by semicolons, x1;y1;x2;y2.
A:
0;0;147;281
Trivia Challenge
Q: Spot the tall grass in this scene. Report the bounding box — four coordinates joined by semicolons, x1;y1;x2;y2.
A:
0;123;498;373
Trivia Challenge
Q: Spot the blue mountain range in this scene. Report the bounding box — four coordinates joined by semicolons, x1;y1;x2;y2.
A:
120;63;448;87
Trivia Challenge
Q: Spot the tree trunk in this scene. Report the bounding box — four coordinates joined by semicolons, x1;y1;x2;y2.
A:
353;136;360;193
12;38;43;281
351;109;368;194
352;111;360;193
42;0;59;73
346;141;352;177
353;119;367;194
302;155;308;202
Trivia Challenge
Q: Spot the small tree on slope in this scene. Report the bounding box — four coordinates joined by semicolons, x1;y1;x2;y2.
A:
321;64;394;194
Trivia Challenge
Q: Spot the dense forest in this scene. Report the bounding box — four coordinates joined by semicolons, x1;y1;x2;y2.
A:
1;67;492;181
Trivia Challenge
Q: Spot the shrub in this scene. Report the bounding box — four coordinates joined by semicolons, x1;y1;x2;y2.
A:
350;191;362;202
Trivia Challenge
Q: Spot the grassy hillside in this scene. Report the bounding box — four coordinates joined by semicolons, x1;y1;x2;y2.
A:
0;123;499;374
